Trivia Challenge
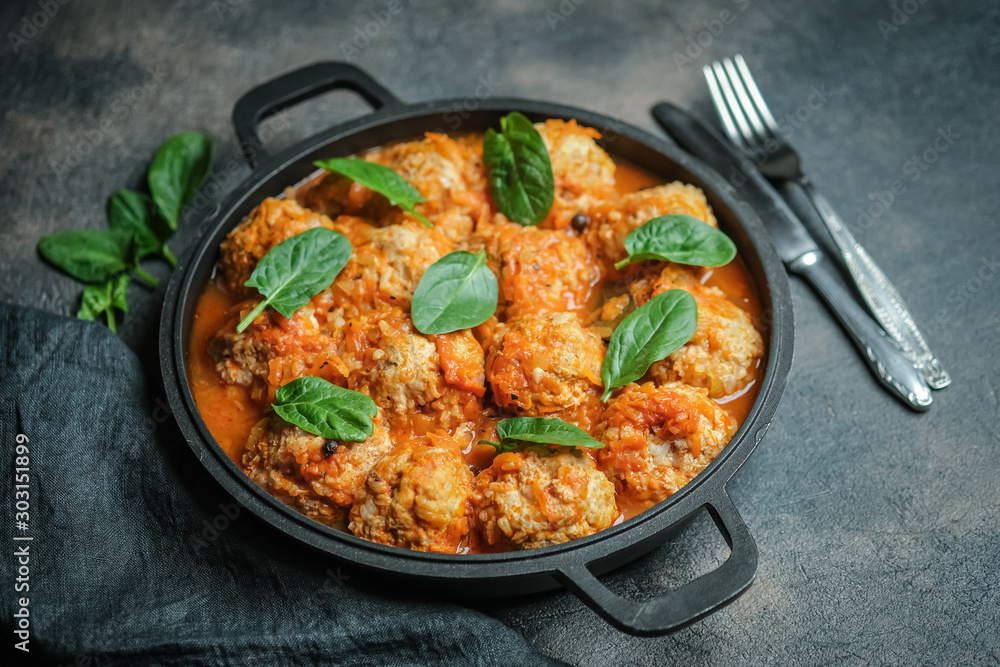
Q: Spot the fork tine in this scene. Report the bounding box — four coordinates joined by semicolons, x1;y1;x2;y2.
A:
734;54;779;134
723;56;769;141
711;60;755;145
703;65;742;146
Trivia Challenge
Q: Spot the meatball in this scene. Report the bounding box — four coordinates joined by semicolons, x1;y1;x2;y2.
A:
486;313;604;416
337;221;453;307
591;183;718;266
596;382;737;505
297;133;487;242
243;413;394;523
365;321;445;420
630;264;763;397
219;197;338;295
534;119;617;230
435;329;486;397
209;329;274;392
349;443;474;552
207;295;335;398
466;221;600;321
474;449;618;549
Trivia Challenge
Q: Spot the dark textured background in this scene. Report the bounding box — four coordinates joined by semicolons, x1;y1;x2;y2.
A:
2;0;998;664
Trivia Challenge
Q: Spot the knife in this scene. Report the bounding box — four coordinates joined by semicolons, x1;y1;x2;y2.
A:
651;102;932;411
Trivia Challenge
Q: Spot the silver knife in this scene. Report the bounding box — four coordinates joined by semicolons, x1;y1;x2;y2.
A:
652;102;932;411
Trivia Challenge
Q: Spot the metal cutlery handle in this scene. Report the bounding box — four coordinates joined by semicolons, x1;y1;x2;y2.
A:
793;179;951;389
789;251;932;411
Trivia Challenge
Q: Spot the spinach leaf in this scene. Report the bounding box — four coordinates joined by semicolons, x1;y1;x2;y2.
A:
478;416;604;452
314;157;432;228
601;289;698;401
148;132;214;228
107;189;177;267
38;229;130;284
237;227;352;333
411;250;498;334
614;214;737;270
273;376;377;442
77;274;130;333
482;112;554;226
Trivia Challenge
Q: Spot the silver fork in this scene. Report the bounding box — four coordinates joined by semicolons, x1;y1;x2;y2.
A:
704;55;950;389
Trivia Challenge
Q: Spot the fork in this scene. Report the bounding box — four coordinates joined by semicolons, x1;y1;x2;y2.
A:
704;55;950;390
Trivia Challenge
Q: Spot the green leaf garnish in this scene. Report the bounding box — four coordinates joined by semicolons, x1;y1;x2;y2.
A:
411;250;498;334
614;214;737;270
600;289;698;401
479;416;604;453
148;132;214;229
314;157;432;228
38;229;131;284
273;376;377;442
77;274;130;333
482;112;555;226
237;227;352;333
107;189;177;267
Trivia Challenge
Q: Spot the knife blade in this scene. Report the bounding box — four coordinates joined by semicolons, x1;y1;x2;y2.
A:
651;102;932;411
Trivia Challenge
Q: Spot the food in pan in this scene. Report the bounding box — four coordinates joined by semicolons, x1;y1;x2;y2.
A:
187;113;765;553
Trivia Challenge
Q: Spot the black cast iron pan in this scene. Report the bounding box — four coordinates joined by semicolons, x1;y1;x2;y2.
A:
159;62;794;636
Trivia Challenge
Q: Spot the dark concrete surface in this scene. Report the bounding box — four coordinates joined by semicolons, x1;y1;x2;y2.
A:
2;0;998;664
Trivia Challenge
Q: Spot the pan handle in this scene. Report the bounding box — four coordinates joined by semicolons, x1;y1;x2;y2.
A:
557;488;757;636
231;62;403;169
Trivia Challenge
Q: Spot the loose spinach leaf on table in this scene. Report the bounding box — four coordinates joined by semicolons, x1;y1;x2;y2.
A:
37;229;132;284
148;132;214;229
237;227;353;333
273;376;377;442
411;250;498;334
482;111;554;226
77;274;130;333
314;157;432;228
107;189;177;267
37;130;215;332
479;416;604;452
614;214;737;270
600;289;698;401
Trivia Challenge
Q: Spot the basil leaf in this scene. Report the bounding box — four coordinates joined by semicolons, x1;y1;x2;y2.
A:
601;289;698;401
482;112;554;226
484;416;604;450
148;132;214;228
38;229;130;284
314;157;432;228
109;272;130;312
107;189;177;267
411;250;498;334
237;227;352;333
273;376;377;442
477;439;521;454
614;214;737;270
77;274;130;333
